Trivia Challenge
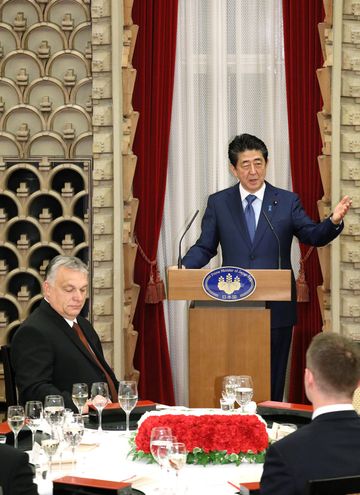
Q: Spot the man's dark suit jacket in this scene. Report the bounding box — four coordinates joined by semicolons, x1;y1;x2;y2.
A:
182;182;343;327
260;410;360;495
11;300;119;409
0;443;38;495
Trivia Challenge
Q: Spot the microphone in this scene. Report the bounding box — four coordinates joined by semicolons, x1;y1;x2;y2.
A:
177;210;199;269
262;209;282;269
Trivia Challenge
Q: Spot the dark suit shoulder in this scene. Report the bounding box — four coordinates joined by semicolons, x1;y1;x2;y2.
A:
0;444;38;495
270;411;360;453
207;183;238;201
12;300;61;339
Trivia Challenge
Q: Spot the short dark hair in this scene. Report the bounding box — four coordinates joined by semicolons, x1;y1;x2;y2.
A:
306;332;360;398
228;134;268;166
45;255;88;284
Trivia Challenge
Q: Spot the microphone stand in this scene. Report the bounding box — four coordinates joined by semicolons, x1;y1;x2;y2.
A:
262;210;282;269
177;210;199;268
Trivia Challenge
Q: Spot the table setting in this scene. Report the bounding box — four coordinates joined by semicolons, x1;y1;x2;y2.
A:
2;375;304;494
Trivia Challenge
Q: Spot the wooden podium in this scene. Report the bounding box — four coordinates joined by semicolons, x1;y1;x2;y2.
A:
167;266;291;408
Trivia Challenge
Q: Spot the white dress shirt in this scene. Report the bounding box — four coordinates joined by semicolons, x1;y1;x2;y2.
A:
239;182;266;227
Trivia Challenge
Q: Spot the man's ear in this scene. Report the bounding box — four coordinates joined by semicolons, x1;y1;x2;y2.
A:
230;164;237;178
43;280;50;297
304;368;314;387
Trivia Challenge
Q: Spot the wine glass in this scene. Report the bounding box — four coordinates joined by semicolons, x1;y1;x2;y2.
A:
72;383;88;415
168;442;187;493
222;375;240;411
118;380;138;435
150;428;176;492
63;414;84;467
25;401;43;450
44;395;65;434
150;427;175;468
41;431;60;476
7;405;25;448
90;382;110;434
235;375;254;413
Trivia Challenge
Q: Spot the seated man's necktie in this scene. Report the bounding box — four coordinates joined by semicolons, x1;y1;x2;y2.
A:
73;322;118;402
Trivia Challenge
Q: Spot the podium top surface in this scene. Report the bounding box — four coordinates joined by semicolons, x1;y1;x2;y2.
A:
167;266;291;301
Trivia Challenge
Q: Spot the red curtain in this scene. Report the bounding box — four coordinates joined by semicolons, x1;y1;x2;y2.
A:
282;0;325;402
131;0;178;404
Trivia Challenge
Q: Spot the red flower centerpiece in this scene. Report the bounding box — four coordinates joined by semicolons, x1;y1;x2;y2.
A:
130;410;268;466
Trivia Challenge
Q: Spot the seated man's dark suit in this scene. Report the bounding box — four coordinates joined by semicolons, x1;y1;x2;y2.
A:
260;410;360;495
11;299;119;410
0;443;38;495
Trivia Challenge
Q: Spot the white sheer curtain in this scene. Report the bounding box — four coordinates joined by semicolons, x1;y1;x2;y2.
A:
158;0;293;406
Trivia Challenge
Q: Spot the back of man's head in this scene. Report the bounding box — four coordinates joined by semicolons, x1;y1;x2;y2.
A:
306;332;360;399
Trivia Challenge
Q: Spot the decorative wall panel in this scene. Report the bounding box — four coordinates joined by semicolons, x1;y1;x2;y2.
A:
318;0;360;341
122;0;139;381
0;0;93;404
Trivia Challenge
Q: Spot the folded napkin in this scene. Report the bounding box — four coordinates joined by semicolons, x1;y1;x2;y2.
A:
243;401;257;414
268;421;297;441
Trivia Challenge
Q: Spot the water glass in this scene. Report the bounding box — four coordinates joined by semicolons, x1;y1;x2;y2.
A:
219;398;232;411
150;427;173;467
168;442;187;493
90;382;110;434
44;395;65;433
25;401;43;450
72;383;88;415
41;431;60;476
7;405;25;448
63;414;84;466
222;375;240;411
235;375;254;413
118;380;138;435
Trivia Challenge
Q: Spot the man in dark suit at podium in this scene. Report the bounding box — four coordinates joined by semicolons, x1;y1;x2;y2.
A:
182;133;351;400
11;255;119;410
260;332;360;495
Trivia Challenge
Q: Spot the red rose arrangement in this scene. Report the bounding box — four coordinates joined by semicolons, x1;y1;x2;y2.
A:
130;412;268;466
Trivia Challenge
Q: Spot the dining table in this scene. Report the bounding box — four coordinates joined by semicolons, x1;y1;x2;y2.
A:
1;400;312;494
32;426;263;495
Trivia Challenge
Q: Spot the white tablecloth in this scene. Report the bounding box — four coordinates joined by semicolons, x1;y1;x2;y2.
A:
34;427;263;495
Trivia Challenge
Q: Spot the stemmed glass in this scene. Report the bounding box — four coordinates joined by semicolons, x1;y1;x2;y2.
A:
222;375;240;411
150;427;172;466
44;395;65;434
118;380;138;435
7;405;25;448
63;414;84;467
90;382;110;434
150;428;176;493
41;431;60;476
168;442;187;494
72;383;88;415
25;401;43;450
235;375;254;413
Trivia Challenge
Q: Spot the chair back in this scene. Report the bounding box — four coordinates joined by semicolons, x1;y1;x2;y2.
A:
0;345;18;407
308;475;360;495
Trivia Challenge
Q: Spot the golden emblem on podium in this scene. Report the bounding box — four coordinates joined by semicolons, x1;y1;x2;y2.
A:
217;273;241;294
